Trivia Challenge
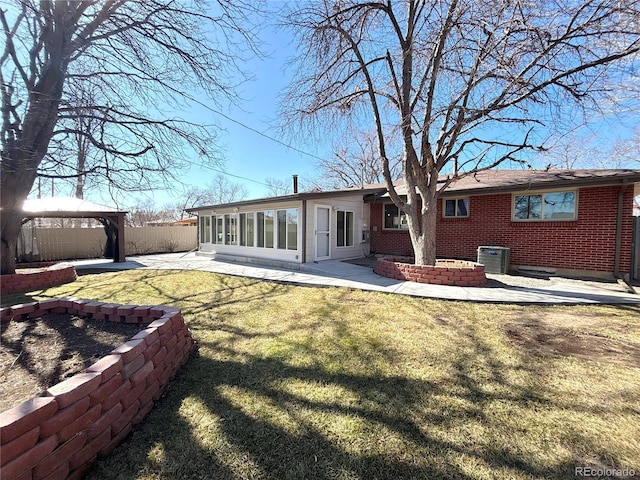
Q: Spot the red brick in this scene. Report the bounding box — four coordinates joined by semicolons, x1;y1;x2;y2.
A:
129;361;154;387
122;354;145;379
40;397;90;439
57;404;101;442
99;424;131;457
99;303;119;315
151;346;168;369
86;355;123;383
133;306;151;319
143;338;161;362
1;435;58;480
101;379;131;412
115;305;136;317
1;397;58;445
69;428;110;471
139;381;160;407
83;302;103;314
122;380;146;409
132;327;160;346
10;303;37;317
87;403;122;439
32;432;87;479
1;427;40;466
39;462;69;480
164;335;178;353
131;401;154;426
111;339;145;363
147;316;174;335
46;373;101;409
89;374;123;406
111;401;139;435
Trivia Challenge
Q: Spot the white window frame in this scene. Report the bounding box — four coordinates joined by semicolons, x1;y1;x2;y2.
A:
336;210;354;247
442;197;470;218
512;190;578;222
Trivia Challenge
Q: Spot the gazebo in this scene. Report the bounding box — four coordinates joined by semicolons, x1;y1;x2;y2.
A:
21;197;127;263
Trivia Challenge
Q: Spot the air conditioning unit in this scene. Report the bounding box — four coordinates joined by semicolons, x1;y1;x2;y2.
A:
477;246;510;274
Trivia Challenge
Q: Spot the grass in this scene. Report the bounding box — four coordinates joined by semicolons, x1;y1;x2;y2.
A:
4;269;640;479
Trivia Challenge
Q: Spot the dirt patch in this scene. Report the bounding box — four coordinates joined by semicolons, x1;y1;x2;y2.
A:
0;314;143;412
504;312;640;368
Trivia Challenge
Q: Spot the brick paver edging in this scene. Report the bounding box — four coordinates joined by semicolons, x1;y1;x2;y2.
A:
0;299;197;480
1;266;77;295
374;256;487;286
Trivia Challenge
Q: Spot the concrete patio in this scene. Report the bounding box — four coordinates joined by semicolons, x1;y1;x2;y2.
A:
63;252;640;305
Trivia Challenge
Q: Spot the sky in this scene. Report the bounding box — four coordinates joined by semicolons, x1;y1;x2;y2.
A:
33;4;639;211
90;23;323;209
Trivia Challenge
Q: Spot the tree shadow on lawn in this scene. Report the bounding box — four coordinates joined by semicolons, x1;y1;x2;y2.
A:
81;321;632;480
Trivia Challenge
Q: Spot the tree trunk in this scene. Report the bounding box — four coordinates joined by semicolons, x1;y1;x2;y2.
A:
404;178;439;266
1;164;38;274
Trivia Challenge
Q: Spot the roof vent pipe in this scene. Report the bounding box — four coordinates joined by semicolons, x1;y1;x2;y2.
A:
293;174;299;194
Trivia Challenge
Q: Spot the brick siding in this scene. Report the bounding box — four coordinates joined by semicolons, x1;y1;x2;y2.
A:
370;185;635;274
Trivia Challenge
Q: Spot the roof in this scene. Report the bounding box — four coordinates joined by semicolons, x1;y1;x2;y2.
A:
368;169;640;200
187;184;387;212
22;197;126;216
187;169;640;211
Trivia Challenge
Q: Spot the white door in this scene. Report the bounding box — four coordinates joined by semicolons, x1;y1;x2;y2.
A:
315;206;331;260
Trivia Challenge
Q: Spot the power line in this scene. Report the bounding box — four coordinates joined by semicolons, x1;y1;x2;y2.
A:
182;93;327;162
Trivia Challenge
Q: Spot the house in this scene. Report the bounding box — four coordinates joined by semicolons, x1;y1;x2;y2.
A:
188;169;640;280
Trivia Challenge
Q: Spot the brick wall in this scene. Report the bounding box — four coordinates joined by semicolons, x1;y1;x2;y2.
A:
0;299;197;480
374;257;486;286
1;266;77;295
369;185;635;275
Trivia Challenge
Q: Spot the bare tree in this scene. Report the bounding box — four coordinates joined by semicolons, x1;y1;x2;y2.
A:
264;177;292;196
1;0;260;274
320;131;401;189
164;174;248;221
283;0;640;265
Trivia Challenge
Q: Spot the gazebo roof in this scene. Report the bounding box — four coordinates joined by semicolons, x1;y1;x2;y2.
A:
22;197;125;215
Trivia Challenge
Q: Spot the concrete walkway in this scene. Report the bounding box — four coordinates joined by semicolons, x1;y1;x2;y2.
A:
67;252;640;305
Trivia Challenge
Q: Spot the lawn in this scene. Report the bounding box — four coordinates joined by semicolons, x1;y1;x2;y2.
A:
4;269;640;479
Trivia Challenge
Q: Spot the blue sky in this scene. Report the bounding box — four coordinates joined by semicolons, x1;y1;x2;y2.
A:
71;9;638;210
94;24;324;209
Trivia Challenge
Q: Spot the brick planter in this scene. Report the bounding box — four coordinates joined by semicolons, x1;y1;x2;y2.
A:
374;256;487;286
0;266;77;295
0;299;197;480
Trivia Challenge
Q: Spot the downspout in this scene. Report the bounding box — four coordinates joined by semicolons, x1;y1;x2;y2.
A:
614;181;629;278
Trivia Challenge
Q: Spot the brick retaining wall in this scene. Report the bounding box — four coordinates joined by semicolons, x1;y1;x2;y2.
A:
1;266;77;295
0;299;197;480
374;257;487;286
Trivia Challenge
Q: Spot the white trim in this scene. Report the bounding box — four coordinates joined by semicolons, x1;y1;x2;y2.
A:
511;189;578;222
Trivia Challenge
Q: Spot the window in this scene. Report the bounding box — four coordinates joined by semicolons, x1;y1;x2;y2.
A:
239;213;255;247
383;204;408;229
276;209;298;250
264;210;274;248
224;214;237;245
443;198;469;218
215;216;223;244
199;215;211;243
256;210;274;248
513;191;576;221
337;210;354;247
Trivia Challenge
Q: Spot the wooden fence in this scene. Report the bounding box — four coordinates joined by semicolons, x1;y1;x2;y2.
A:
17;226;197;262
